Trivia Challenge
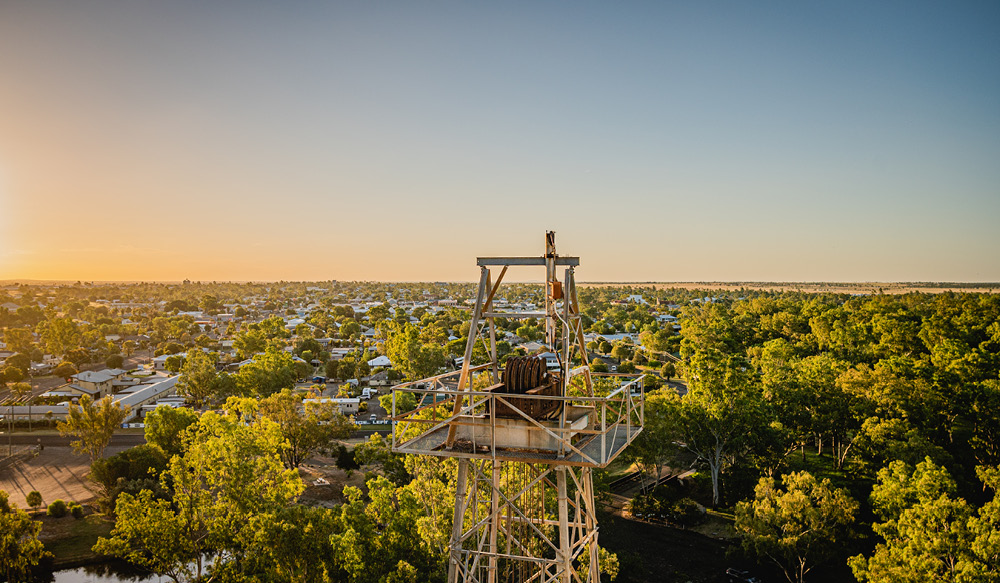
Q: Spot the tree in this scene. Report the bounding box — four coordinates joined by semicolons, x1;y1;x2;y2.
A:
735;471;857;583
243;504;340;583
94;411;304;582
57;395;130;464
232;347;296;398
40;316;81;358
252;390;354;468
340;320;361;338
3;328;34;355
0;490;52;582
105;354;124;369
577;543;620;581
325;359;341;381
144;406;200;457
379;390;417;416
234;328;266;360
968;465;1000;578
164;354;186;373
611;343;633;362
90;444;169;512
5;352;30;372
26;490;42;513
383;322;446;381
678;349;765;506
52;361;78;379
2;364;25;383
354;433;410;485
849;457;999;583
330;475;450;582
176;350;220;407
10;382;32;432
627;389;682;492
367;304;390;323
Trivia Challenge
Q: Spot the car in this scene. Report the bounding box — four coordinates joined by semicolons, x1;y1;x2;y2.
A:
726;568;762;583
369;414;378;423
311;376;326;383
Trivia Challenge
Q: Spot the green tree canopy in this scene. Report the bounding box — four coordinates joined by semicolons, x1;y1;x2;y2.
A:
176;350;221;407
735;471;857;583
230;390;354;468
232;347;296;398
383;321;446;381
0;490;52;582
95;411;304;582
144;405;200;458
850;457;1000;583
58;395;131;464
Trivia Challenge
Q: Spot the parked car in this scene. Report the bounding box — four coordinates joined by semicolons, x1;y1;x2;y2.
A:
311;376;326;383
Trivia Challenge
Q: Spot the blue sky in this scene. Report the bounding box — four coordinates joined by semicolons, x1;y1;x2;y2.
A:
0;1;997;281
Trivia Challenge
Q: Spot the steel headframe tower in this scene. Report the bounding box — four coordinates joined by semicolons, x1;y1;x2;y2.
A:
392;231;645;583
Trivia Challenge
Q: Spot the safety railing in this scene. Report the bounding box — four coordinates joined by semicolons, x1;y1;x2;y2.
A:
391;370;644;468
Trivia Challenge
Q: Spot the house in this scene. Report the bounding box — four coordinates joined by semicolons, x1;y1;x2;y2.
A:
367;355;391;368
152;354;172;371
518;341;547;353
329;348;352;361
535;352;561;370
62;384;101;399
368;370;391;387
71;368;127;398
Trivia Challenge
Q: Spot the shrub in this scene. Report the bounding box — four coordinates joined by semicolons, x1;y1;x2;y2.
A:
47;499;68;518
26;490;43;512
672;498;706;526
334;444;360;471
69;503;85;519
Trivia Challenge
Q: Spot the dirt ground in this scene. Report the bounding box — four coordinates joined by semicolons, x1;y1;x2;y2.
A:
0;446;126;508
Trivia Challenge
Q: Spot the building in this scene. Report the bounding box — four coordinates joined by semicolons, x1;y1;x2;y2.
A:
71;368;127;399
303;397;361;416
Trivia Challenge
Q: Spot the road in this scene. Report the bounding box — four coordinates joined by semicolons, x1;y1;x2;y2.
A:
3;433;147;447
3;430;389;448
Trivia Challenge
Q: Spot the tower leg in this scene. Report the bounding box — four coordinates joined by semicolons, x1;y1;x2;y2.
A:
449;458;470;583
488;462;500;583
557;467;572;583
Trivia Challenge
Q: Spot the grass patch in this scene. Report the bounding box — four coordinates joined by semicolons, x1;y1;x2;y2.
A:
37;513;113;566
783;447;875;505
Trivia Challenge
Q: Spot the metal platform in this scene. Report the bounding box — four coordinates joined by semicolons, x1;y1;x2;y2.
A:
391;373;645;468
393;417;642;467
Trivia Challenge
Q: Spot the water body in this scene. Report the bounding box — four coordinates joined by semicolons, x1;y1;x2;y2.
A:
43;562;160;583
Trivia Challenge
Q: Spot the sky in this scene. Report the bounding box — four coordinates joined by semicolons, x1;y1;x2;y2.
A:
1;1;998;283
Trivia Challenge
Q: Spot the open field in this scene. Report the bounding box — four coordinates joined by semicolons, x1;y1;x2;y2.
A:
0;446;126;508
579;281;1000;294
